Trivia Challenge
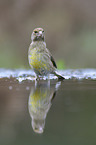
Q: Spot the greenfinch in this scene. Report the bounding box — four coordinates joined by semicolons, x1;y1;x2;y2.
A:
28;28;64;80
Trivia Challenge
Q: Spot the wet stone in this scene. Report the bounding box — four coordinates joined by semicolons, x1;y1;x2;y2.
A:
0;69;96;82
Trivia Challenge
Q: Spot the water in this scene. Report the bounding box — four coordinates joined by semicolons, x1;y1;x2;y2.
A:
0;69;96;145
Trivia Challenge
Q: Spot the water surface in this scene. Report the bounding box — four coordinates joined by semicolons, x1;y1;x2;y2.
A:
0;69;96;145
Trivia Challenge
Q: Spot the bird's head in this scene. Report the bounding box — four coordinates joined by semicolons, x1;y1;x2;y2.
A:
31;28;45;42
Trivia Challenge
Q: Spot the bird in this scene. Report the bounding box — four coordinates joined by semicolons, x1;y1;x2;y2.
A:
28;28;65;80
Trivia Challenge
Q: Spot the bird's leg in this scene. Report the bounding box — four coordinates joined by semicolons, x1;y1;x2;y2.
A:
36;75;44;80
36;75;40;81
48;74;50;80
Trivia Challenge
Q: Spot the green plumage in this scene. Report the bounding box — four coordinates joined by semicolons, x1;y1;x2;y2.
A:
28;28;64;80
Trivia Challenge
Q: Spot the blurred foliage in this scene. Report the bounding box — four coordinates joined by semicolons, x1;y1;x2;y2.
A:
0;0;96;69
57;60;65;70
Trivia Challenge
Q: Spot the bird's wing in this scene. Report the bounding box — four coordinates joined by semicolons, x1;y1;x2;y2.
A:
50;56;57;68
45;48;57;69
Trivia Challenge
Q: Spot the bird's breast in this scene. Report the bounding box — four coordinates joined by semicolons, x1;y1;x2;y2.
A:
29;49;47;70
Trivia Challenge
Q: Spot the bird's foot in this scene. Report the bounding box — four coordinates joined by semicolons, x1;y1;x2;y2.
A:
36;76;43;81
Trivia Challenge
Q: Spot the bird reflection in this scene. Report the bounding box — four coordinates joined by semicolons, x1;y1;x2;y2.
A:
28;80;61;134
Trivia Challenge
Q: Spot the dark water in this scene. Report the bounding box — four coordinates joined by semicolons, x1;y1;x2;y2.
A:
0;69;96;145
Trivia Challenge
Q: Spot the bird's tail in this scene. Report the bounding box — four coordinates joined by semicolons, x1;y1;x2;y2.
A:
54;71;65;80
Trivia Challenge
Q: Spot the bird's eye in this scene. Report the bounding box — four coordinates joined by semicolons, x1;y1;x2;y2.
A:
34;31;38;33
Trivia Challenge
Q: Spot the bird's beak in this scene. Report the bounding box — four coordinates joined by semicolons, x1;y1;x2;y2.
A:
39;31;42;35
38;31;43;37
